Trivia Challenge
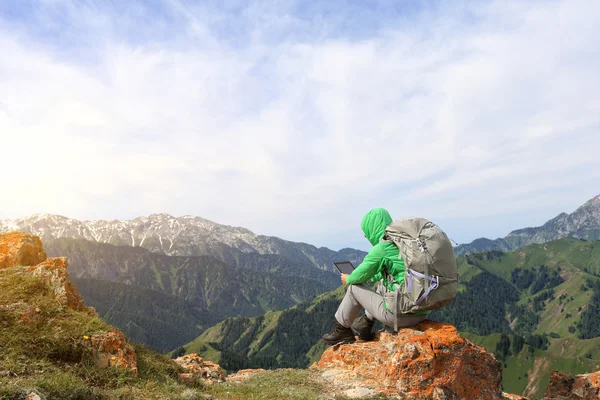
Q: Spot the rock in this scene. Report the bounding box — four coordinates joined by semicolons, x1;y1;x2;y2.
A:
0;232;91;314
503;393;529;399
227;368;267;384
89;331;138;376
0;232;46;269
27;257;89;313
24;389;46;400
343;387;376;398
312;320;503;400
174;353;226;385
543;370;600;399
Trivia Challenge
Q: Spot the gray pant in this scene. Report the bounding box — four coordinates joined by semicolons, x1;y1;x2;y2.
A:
335;284;428;330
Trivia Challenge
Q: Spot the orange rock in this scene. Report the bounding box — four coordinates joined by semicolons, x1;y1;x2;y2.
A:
89;331;138;376
0;232;46;269
543;370;600;399
228;368;267;384
312;320;503;399
27;257;89;312
503;393;529;399
174;353;226;385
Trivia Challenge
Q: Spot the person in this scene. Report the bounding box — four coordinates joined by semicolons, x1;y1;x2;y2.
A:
322;207;430;344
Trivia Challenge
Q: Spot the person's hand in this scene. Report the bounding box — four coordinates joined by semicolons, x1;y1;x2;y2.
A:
341;274;349;286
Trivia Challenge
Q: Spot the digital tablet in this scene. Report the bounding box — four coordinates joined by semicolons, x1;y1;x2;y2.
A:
333;261;356;274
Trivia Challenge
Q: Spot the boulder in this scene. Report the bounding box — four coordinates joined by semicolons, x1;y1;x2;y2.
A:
312;320;504;399
543;370;600;399
174;353;226;385
88;331;138;376
0;232;46;269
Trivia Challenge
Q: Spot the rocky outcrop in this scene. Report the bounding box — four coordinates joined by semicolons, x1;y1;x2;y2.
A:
0;232;46;268
543;370;600;399
0;232;89;313
87;331;138;376
174;353;226;385
27;257;90;312
312;321;504;399
0;232;137;376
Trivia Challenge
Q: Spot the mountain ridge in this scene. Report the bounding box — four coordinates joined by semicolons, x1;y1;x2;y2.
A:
0;213;367;272
455;194;600;256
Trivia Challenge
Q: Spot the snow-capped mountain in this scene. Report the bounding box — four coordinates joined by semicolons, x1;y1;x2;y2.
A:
0;213;365;271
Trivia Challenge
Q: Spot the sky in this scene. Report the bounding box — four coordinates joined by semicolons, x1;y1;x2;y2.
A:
1;0;599;251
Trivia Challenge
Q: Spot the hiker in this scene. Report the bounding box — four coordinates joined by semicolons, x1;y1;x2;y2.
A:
322;208;430;345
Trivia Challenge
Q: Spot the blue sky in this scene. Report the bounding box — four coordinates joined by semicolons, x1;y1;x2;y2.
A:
1;0;599;251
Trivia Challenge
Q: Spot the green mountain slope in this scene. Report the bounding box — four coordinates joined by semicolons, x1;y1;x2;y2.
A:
464;332;600;398
182;238;600;398
454;194;600;256
176;287;346;370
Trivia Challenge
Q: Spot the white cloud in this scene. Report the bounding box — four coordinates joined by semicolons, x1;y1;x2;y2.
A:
0;0;599;250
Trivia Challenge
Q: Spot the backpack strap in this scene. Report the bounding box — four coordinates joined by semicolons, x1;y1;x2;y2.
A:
383;268;401;332
408;269;439;305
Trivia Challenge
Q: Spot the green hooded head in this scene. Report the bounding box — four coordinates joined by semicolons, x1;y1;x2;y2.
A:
361;208;393;246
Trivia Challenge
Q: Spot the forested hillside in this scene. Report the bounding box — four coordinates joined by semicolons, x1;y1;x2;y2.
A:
175;287;346;370
72;278;221;352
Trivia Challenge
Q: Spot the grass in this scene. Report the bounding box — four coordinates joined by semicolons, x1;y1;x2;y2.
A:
205;369;354;400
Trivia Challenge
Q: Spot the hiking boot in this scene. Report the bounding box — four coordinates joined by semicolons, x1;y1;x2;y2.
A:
322;320;355;345
351;315;375;341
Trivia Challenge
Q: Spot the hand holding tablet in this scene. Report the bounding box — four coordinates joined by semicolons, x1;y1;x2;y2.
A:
333;261;356;275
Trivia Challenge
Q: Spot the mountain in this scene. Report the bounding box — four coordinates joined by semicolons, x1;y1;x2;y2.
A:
454;194;600;256
182;237;600;399
0;213;367;272
43;237;341;289
175;287;346;370
71;278;222;352
40;238;339;352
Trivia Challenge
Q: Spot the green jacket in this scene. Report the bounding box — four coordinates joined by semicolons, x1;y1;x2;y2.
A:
345;208;404;291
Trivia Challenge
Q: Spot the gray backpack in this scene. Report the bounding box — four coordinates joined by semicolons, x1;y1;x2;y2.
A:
382;217;458;331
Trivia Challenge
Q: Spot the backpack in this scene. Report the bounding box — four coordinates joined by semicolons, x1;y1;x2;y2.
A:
381;217;458;331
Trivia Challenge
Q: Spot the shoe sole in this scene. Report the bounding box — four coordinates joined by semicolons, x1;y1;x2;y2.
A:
323;336;355;346
351;327;373;341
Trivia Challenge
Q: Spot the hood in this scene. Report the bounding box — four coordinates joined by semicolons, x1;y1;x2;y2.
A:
361;208;393;246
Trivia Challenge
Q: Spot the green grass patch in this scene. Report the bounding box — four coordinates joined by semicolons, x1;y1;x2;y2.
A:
205;369;353;400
